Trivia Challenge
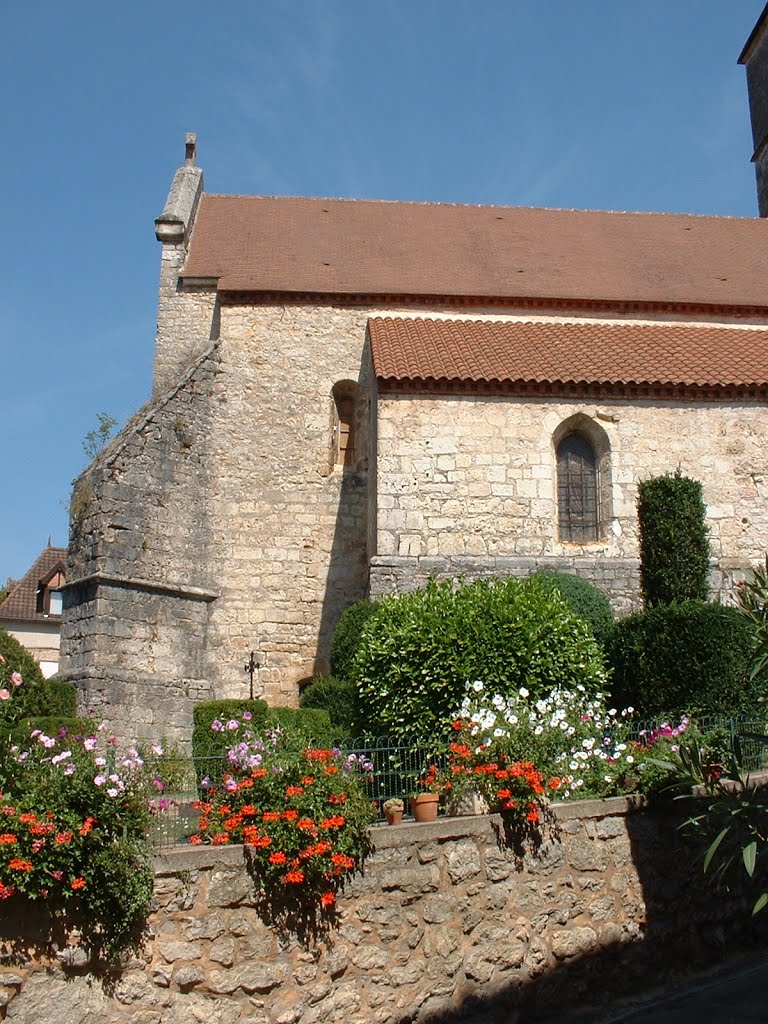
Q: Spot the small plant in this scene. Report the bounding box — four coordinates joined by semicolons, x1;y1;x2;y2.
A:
383;798;403;813
735;556;768;684
650;739;768;916
637;470;710;607
83;412;118;460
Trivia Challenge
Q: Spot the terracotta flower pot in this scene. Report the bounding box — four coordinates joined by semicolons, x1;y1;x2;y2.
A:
385;809;403;825
410;793;440;822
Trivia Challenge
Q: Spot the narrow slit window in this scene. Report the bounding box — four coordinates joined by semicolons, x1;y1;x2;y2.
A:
336;395;354;467
557;433;599;542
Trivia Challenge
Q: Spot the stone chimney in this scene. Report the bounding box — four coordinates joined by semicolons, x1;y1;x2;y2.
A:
152;135;217;395
739;4;768;216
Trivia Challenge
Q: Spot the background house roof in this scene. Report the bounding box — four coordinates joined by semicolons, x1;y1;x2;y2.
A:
368;316;768;391
182;194;768;310
0;546;67;624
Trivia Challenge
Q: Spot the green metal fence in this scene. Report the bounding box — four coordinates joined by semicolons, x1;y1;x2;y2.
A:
146;718;768;849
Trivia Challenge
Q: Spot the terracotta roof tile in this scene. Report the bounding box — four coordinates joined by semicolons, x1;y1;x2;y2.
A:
368;317;768;390
0;547;67;624
181;194;768;310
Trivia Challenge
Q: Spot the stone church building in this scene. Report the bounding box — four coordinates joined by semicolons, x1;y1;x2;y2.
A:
60;14;768;744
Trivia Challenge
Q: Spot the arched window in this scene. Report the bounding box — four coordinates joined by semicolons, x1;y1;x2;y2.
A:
557;433;599;543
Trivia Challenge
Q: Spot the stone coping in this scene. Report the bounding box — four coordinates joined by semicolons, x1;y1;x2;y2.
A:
152;772;768;876
152;791;650;875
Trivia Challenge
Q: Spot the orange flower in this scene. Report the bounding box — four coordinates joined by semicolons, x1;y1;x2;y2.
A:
301;776;315;786
55;832;73;845
269;851;287;865
296;818;315;830
328;793;347;805
323;765;339;776
0;834;17;845
241;804;257;816
549;777;563;791
331;853;355;869
526;808;540;823
9;858;32;872
71;877;86;890
212;833;231;845
304;749;334;763
262;811;280;822
237;778;254;790
451;719;464;731
245;834;271;848
251;768;267;778
497;788;512;800
0;883;15;900
285;786;304;797
282;810;298;821
18;813;36;825
319;815;345;829
320;890;336;906
79;817;96;836
224;816;243;831
284;870;305;884
189;834;204;845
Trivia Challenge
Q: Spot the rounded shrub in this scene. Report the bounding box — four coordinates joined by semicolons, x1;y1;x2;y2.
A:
300;676;361;737
329;600;382;680
531;571;614;644
606;601;757;718
352;576;609;737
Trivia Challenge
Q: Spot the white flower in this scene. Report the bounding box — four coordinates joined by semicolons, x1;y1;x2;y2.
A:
608;709;617;717
491;694;505;709
582;738;595;750
106;787;119;798
625;755;635;764
493;728;504;738
472;680;484;693
519;687;529;698
534;725;543;736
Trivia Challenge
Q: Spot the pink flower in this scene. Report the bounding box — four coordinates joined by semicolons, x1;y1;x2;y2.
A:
11;673;22;687
0;690;9;702
224;778;238;792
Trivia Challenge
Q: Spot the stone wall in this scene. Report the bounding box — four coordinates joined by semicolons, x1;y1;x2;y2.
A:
374;391;768;599
1;798;760;1024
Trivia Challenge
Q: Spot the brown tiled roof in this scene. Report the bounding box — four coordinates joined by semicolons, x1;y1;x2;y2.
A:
368;317;768;391
181;194;768;310
0;547;67;624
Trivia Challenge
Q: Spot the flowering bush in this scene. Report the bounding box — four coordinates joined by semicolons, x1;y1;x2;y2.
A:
190;719;377;910
454;680;645;800
445;729;557;830
0;717;153;956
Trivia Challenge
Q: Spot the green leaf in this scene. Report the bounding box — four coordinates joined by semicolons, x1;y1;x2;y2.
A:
743;840;757;877
703;827;730;873
752;892;768;915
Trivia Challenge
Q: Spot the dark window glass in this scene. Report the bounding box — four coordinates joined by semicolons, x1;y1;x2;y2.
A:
557;434;598;542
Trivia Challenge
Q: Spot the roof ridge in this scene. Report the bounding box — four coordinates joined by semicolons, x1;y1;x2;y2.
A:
200;193;759;223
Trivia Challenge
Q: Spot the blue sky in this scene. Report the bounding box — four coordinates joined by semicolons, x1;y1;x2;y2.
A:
0;1;764;583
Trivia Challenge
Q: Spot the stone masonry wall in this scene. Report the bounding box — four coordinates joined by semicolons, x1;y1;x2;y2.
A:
1;799;759;1024
60;345;222;747
373;390;768;610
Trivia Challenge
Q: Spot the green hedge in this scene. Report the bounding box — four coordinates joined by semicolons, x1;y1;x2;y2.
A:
299;676;360;736
531;571;614;644
329;600;382;680
606;601;756;718
20;716;96;739
638;471;710;606
192;700;333;761
353;576;609;736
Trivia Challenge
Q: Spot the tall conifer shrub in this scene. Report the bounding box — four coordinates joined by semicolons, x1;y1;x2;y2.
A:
637;470;710;607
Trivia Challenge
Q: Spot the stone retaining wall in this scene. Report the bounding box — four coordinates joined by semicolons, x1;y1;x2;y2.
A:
1;796;761;1024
